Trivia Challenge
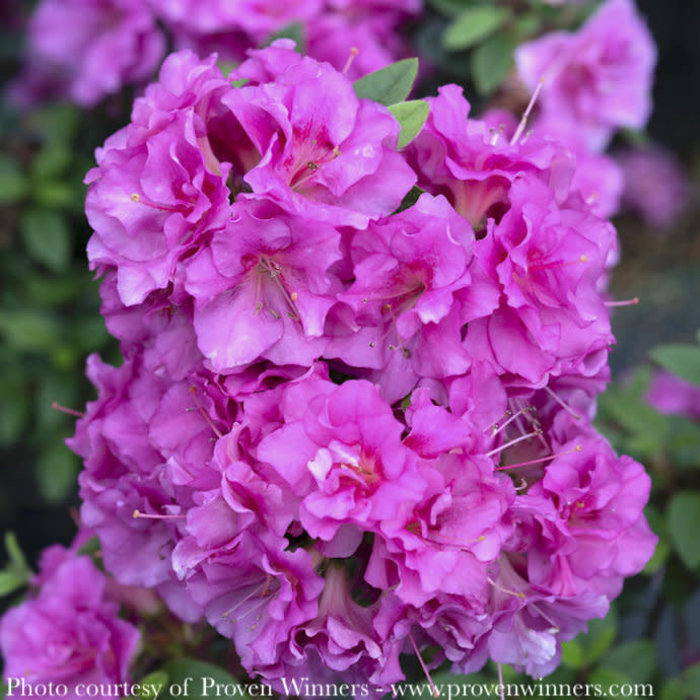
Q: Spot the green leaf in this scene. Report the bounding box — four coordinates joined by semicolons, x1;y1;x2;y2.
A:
650;343;700;387
354;58;419;107
77;536;102;557
596;367;669;456
0;310;61;351
514;12;543;39
395;186;424;214
471;33;516;95
0;154;29;205
5;533;27;573
643;505;669;574
217;61;236;76
600;640;656;683
389;100;430;148
32;143;72;181
589;667;632;689
667;415;700;470
560;639;585;669
20;209;71;272
442;7;509;51
139;671;170;698
35;181;75;209
161;659;248;700
0;570;25;597
36;444;78;504
576;611;618;666
667;492;700;570
661;679;686;700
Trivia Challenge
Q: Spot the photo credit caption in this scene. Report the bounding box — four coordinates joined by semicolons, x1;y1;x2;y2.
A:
4;676;276;698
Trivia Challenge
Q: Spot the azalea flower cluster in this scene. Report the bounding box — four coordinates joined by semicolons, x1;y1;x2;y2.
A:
13;0;419;107
48;39;657;691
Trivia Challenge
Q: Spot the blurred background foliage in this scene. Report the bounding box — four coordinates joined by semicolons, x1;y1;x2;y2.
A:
0;0;699;697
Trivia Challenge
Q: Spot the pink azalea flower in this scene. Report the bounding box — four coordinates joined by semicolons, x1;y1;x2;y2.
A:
258;380;426;542
181;531;324;672
0;546;140;698
516;0;656;151
189;200;341;372
510;436;657;597
406;84;575;231
465;176;616;388
327;194;495;401
374;591;491;676
617;145;694;231
483;557;609;679
18;0;164;107
230;41;416;227
647;370;700;420
275;564;397;687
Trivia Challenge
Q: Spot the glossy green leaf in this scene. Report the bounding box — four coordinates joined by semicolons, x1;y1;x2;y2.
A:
389;100;430;148
668;492;700;570
443;7;509;51
651;343;700;387
20;209;71;272
354;58;419;106
471;34;516;95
